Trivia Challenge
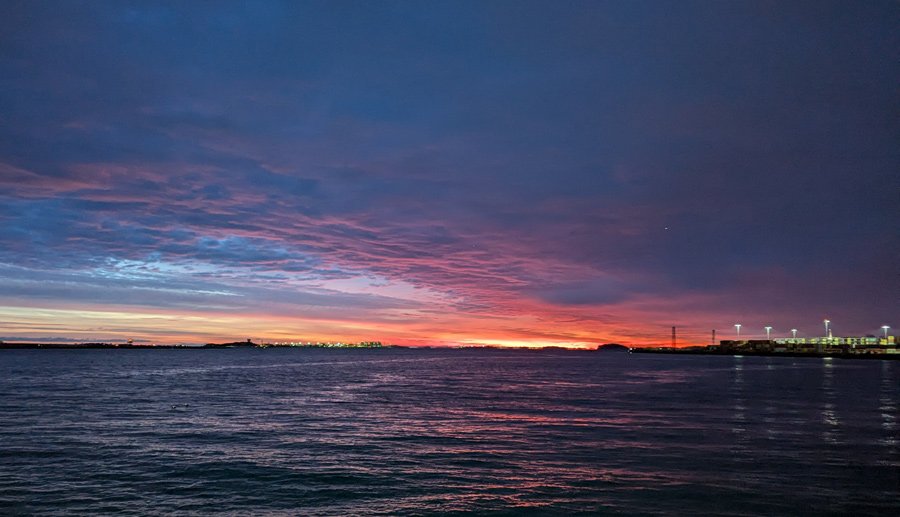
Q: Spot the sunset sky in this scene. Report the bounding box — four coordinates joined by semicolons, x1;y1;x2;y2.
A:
1;1;897;347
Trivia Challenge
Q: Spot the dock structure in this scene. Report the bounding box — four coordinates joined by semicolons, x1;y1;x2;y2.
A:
634;332;898;359
718;335;897;356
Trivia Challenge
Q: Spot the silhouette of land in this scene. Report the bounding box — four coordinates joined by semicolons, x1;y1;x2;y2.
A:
0;339;386;350
0;342;175;349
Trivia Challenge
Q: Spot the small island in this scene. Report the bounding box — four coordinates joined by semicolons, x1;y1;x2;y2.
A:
596;343;629;352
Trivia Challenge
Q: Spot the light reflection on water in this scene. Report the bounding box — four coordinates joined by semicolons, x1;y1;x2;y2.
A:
730;356;747;439
820;358;842;443
0;348;898;515
881;361;898;449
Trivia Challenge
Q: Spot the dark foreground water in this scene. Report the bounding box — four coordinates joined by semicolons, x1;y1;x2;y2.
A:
0;349;897;515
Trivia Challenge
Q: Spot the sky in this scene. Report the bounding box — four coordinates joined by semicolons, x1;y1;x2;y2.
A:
0;1;897;347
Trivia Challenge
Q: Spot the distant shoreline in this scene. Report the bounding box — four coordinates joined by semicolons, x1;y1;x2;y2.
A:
4;343;898;360
0;343;194;349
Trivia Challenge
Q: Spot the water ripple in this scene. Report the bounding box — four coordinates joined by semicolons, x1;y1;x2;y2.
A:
0;349;898;515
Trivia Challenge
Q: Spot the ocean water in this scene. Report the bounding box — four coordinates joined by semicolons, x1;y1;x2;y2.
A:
0;348;897;516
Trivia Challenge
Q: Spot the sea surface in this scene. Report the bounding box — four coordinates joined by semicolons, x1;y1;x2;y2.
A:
0;348;897;515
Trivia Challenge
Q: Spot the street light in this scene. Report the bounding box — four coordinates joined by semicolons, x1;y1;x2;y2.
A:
735;323;742;339
765;326;772;340
791;328;797;339
882;326;890;339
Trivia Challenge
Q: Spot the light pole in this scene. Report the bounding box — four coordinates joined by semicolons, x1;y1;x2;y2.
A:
824;319;830;338
882;326;890;339
735;323;742;340
765;326;772;341
791;328;797;339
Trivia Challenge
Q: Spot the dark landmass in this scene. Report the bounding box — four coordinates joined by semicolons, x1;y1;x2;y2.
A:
203;340;258;348
0;342;185;349
0;339;386;350
596;343;629;352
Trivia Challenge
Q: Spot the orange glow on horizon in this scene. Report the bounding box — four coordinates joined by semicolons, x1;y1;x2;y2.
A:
0;299;718;349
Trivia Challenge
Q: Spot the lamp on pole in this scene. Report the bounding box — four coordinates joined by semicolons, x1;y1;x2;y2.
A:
734;323;742;340
882;326;890;339
791;328;797;339
765;326;772;341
